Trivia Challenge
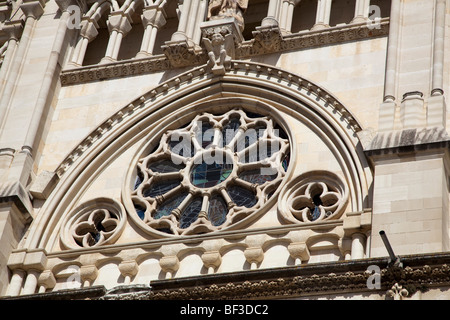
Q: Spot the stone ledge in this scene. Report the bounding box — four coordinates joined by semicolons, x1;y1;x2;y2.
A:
0;181;33;219
363;127;450;157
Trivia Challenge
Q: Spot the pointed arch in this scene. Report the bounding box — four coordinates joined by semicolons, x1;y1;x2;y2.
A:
22;61;373;251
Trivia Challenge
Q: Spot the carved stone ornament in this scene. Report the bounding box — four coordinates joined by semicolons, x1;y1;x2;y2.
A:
60;198;127;249
278;171;348;224
201;18;243;75
252;25;283;53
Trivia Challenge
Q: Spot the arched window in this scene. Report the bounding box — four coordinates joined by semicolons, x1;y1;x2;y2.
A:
131;108;290;236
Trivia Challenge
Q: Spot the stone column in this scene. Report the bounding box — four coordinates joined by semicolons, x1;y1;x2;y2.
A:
171;0;193;42
0;21;23;98
160;255;180;279
6;269;26;296
427;0;446;129
136;5;167;58
261;0;280;27
0;0;44;133
80;265;99;287
279;0;300;34
100;12;132;64
351;0;370;24
350;233;366;259
21;250;47;295
382;0;400;103
311;0;332;31
69;19;98;67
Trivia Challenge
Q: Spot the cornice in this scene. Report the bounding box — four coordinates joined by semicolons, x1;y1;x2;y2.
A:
60;18;389;86
6;252;450;300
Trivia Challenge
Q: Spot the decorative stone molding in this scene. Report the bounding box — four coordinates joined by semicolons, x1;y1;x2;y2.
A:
201;18;243;75
56;62;362;178
278;171;348;224
60;198;126;249
252;25;282;54
60;18;389;85
159;256;180;278
162;40;203;68
37;270;56;293
386;283;408;300
80;265;98;287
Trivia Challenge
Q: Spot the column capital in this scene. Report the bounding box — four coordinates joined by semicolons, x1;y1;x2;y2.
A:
20;0;45;19
55;0;86;13
1;20;24;41
107;11;132;35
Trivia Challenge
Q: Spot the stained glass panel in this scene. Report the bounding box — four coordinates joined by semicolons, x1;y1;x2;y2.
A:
154;192;188;219
168;136;194;157
208;195;228;226
282;153;290;171
239;169;277;185
143;180;179;198
222;118;241;146
191;161;233;188
134;203;146;220
196;121;214;149
134;170;144;190
227;186;257;208
180;197;203;229
148;159;184;173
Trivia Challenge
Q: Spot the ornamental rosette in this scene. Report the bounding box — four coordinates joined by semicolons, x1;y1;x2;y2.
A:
129;109;290;236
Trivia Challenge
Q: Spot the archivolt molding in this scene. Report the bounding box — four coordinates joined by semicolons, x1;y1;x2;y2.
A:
22;60;370;252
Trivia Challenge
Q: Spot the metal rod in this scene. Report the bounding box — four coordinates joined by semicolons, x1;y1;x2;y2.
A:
379;230;397;262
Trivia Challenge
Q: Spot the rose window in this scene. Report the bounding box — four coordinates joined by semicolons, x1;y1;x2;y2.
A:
131;109;290;236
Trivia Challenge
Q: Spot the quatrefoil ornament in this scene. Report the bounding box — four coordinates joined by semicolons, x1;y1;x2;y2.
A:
290;181;341;222
278;171;348;224
60;198;126;249
72;209;119;247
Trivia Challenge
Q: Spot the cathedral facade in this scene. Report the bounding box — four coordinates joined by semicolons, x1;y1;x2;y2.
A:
0;0;450;300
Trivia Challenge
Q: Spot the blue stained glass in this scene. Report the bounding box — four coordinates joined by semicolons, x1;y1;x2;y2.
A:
282;153;290;171
239;169;277;185
208;195;228;226
196;121;214;149
191;161;233;188
227;186;257;208
311;194;323;221
148;159;184;173
134;170;144;190
169;137;194;157
154;192;188;219
134;203;146;220
222;118;241;146
180;197;203;229
143;180;179;198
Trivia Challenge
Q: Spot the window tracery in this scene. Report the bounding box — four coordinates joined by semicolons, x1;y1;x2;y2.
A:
130;108;290;236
